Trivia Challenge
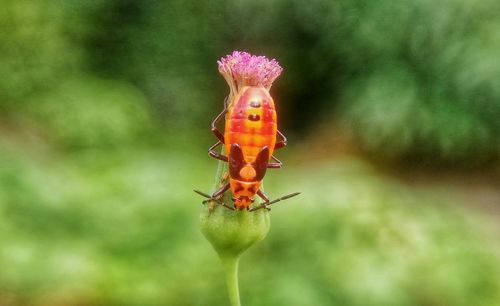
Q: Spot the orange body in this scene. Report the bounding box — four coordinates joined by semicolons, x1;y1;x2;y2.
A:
224;86;277;209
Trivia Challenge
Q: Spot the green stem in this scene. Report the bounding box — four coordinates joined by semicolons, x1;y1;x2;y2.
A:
222;255;241;306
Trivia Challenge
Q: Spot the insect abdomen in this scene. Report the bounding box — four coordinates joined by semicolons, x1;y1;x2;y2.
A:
225;86;277;161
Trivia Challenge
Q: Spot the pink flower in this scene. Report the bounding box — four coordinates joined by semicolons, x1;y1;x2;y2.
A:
218;51;283;96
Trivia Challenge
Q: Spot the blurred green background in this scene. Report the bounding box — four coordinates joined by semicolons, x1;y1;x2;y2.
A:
1;0;500;305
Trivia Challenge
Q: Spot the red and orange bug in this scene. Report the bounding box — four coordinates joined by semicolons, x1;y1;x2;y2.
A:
195;85;299;211
195;51;299;211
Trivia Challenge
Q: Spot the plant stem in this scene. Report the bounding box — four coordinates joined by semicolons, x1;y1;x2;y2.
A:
222;255;241;306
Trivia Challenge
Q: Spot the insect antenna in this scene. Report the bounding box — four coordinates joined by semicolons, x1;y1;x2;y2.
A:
249;192;301;211
193;189;213;199
268;192;301;205
193;189;235;211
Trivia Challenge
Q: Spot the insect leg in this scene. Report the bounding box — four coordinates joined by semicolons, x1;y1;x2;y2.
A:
249;189;271;211
267;155;282;168
211;182;230;199
273;130;287;150
208;141;228;162
257;189;270;202
269;130;286;168
211;106;228;143
209;183;235;210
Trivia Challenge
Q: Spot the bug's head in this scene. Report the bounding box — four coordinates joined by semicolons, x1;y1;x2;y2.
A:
232;195;254;209
230;179;259;209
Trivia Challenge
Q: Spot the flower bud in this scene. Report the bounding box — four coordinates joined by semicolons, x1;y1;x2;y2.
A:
200;202;270;259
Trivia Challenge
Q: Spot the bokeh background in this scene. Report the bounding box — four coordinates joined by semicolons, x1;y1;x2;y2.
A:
1;0;500;305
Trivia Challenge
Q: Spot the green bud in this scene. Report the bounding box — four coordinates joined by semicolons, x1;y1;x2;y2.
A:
200;204;270;259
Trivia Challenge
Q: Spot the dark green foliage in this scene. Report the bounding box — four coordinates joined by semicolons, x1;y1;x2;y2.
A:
333;0;500;162
2;0;499;160
0;1;81;111
70;0;500;162
85;0;231;130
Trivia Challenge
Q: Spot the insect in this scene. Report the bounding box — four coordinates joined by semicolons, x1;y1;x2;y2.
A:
195;85;299;211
